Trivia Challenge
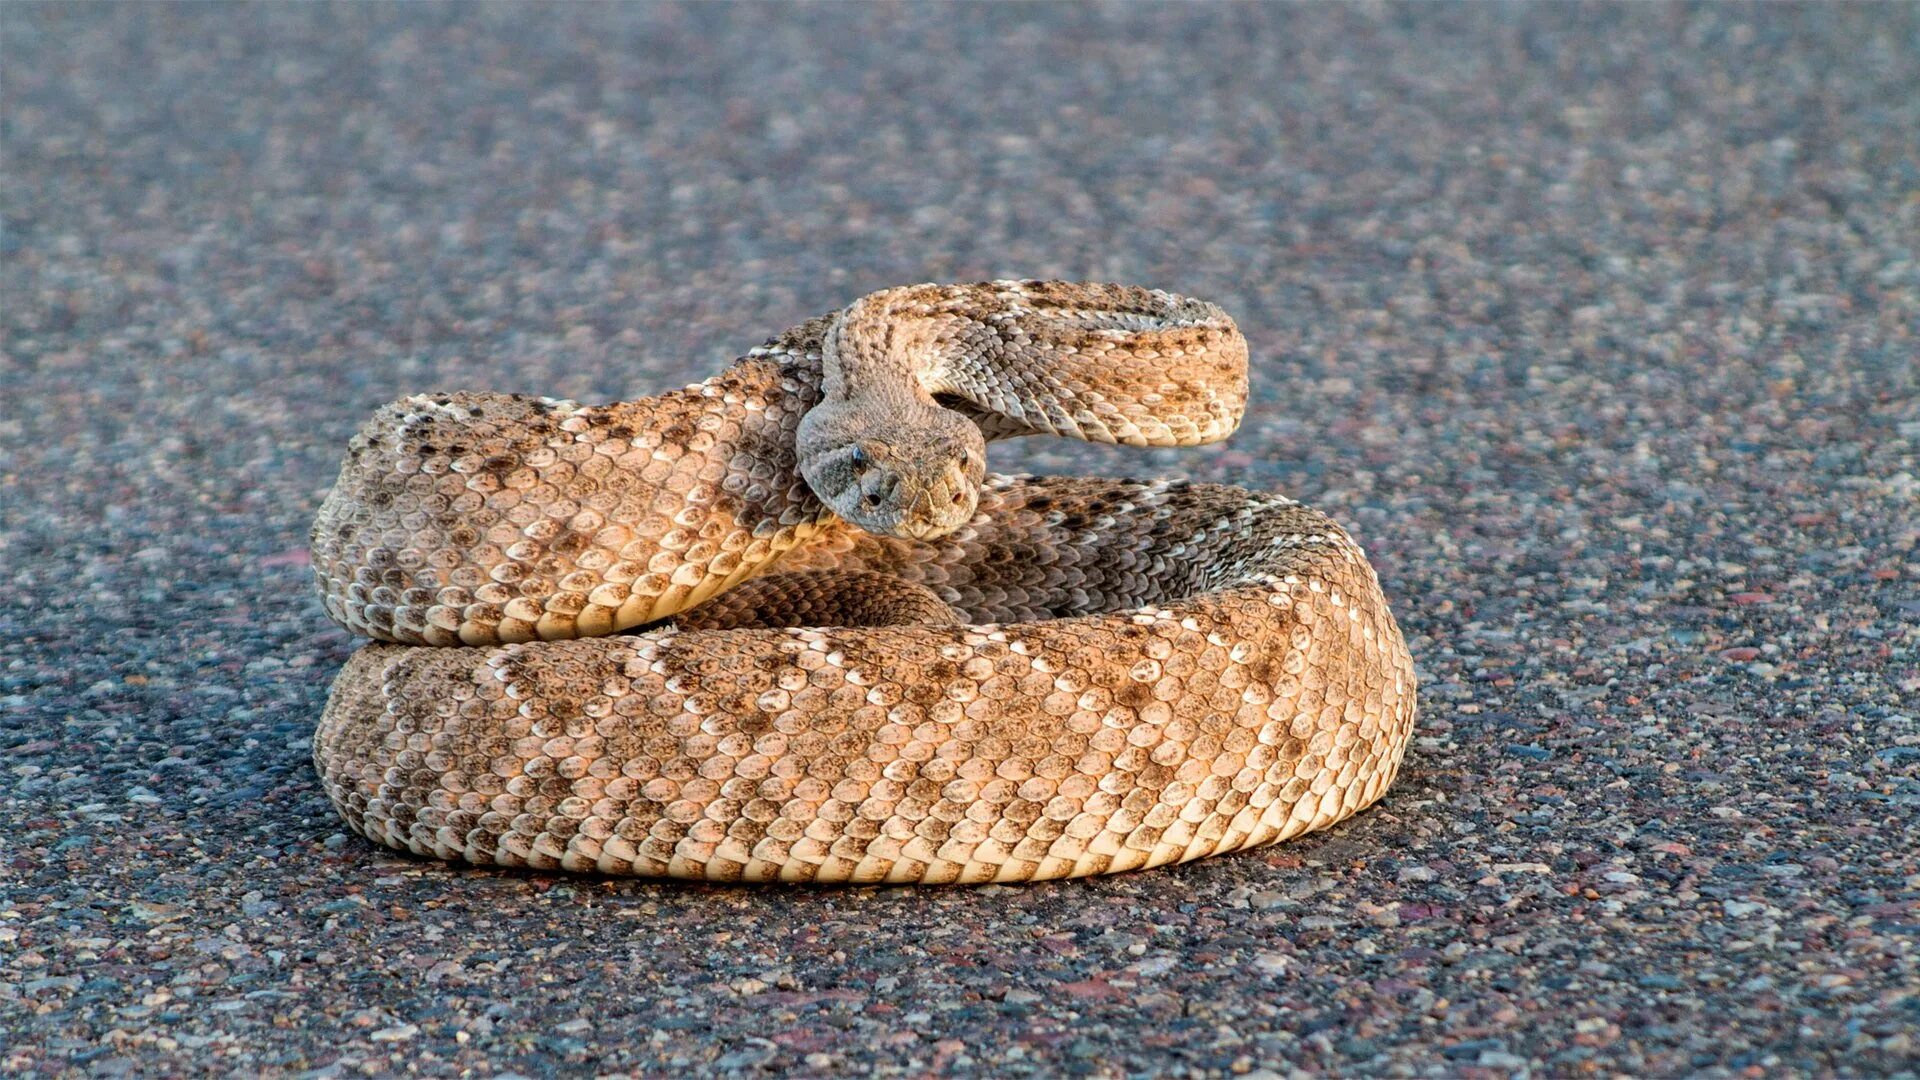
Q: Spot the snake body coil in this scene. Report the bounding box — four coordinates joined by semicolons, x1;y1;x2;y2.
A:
312;282;1416;884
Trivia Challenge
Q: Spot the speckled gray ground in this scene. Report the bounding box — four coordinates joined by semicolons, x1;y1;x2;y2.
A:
3;3;1917;1077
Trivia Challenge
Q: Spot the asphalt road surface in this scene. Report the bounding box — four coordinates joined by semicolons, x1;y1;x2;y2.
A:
4;4;1917;1076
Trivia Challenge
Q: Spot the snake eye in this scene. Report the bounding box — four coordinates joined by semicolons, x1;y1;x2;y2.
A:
849;444;870;469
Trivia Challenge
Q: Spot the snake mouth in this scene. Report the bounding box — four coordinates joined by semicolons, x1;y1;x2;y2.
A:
894;471;980;540
829;458;979;540
799;416;986;540
887;445;985;539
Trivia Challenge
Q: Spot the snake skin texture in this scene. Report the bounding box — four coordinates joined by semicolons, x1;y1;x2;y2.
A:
312;282;1417;883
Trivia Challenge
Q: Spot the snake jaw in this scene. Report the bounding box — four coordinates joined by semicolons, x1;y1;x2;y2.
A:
798;400;986;540
802;441;982;540
896;460;981;540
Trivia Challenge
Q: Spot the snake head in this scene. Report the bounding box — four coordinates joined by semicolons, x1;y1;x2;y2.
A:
797;400;986;540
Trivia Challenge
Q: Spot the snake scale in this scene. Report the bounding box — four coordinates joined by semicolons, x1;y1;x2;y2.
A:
311;281;1417;884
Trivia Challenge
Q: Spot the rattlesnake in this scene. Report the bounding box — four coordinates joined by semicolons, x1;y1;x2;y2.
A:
311;281;1417;884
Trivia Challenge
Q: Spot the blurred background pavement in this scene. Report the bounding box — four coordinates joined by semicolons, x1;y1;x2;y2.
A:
3;4;1917;1076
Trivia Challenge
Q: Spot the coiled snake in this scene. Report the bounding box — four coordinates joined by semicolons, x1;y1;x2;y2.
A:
311;282;1416;884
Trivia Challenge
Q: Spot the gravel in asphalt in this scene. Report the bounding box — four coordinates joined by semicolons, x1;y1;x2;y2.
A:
3;3;1917;1076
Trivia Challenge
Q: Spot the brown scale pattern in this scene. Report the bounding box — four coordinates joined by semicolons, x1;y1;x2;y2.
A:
311;314;839;647
312;282;1416;883
672;570;963;631
832;281;1249;446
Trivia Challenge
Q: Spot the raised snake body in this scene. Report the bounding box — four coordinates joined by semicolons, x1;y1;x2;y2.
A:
312;282;1416;884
